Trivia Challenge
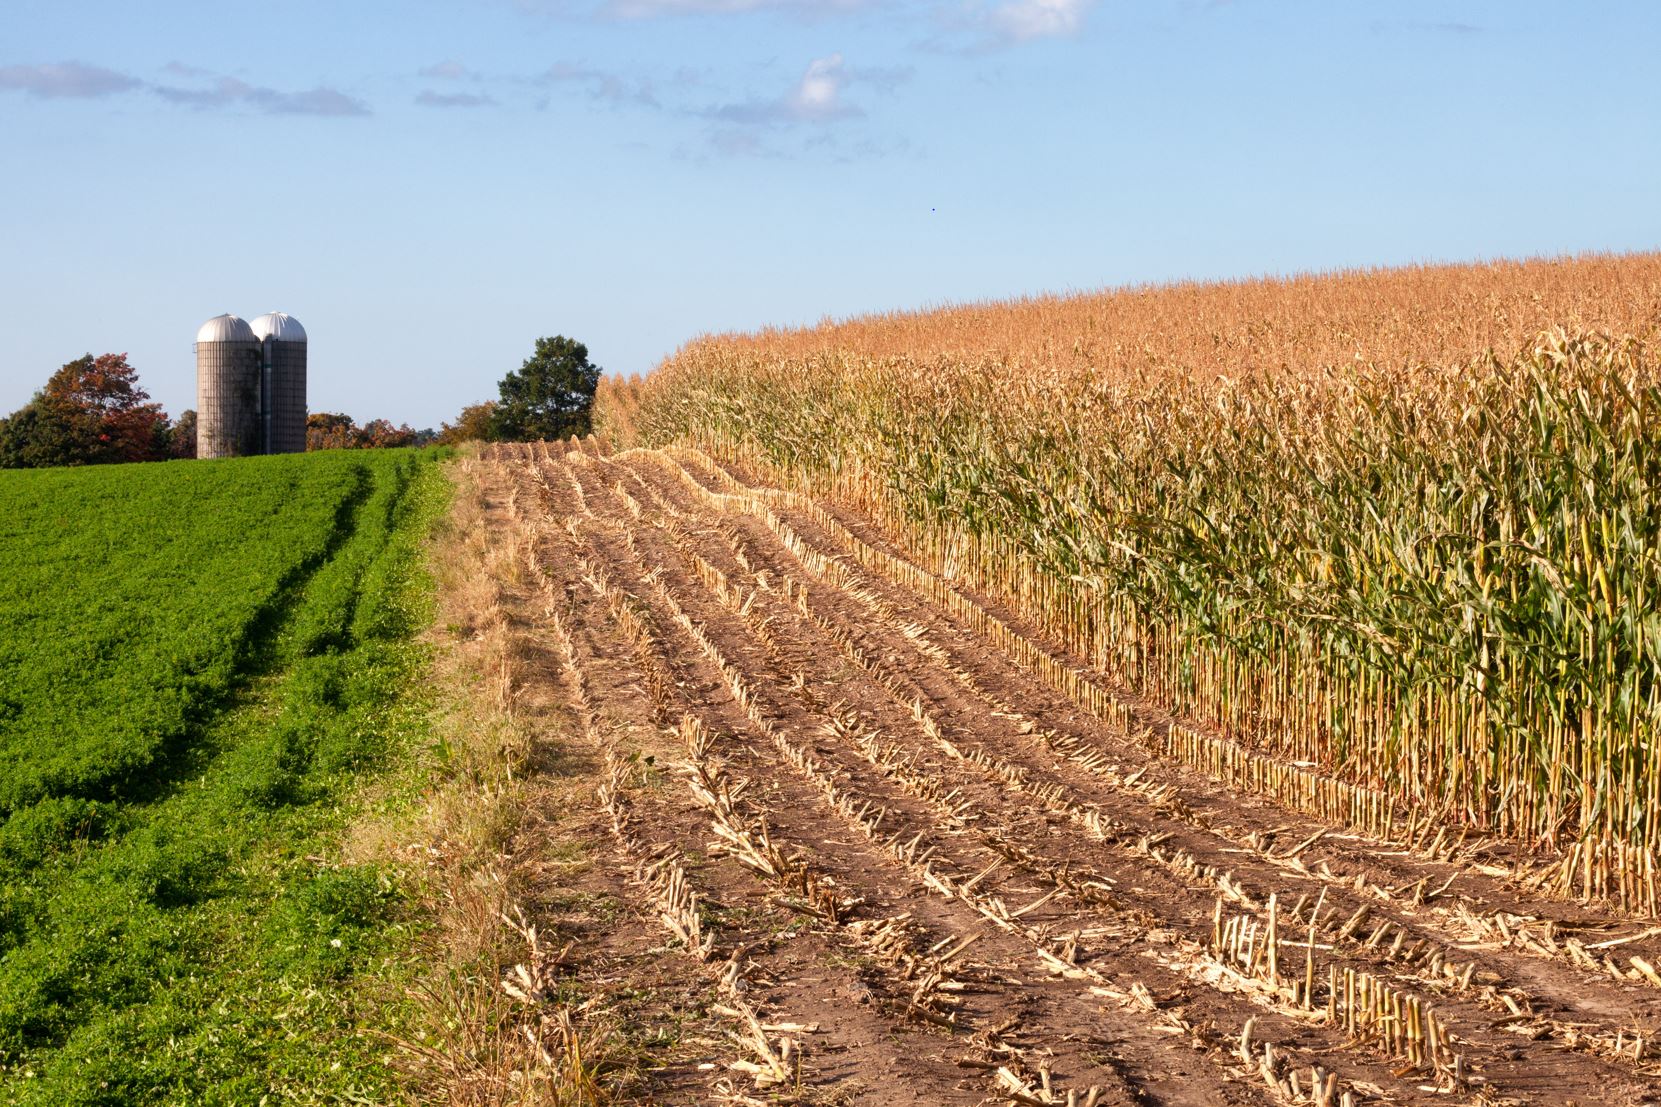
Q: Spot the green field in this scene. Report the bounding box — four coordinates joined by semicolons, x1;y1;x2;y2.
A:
0;449;447;1104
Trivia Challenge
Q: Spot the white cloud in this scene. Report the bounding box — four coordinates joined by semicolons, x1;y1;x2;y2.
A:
988;0;1091;41
0;62;140;98
789;53;847;119
713;52;862;125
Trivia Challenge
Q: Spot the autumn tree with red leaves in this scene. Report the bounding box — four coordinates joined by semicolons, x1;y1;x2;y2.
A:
0;353;176;468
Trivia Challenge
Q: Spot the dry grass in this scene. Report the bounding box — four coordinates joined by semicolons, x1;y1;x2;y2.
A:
370;452;623;1107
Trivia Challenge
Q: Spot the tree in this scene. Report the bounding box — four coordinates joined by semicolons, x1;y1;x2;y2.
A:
359;419;419;449
0;353;169;468
491;336;601;442
168;410;197;459
0;403;80;469
438;401;497;445
306;412;359;451
305;412;424;451
46;353;170;464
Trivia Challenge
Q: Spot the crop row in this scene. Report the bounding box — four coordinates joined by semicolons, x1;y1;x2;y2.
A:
493;444;1661;1102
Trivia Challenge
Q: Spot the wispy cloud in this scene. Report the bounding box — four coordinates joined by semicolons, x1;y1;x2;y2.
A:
1;59;370;115
845;61;912;93
706;128;777;158
420;60;473;79
249;86;370;116
416;60;503;108
161;61;215;79
609;0;862;15
987;0;1091;42
608;0;780;14
541;62;660;108
0;62;141;99
689;121;913;162
711;53;861;125
153;76;370;116
514;0;871;19
416;89;499;108
914;0;1094;52
1372;19;1483;36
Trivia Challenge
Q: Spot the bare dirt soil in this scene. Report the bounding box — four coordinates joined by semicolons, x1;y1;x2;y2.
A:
474;441;1661;1107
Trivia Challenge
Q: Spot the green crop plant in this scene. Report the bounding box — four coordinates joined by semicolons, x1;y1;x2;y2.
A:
0;448;450;1102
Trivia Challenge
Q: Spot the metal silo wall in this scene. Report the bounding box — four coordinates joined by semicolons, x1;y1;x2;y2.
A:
196;340;262;458
269;341;308;453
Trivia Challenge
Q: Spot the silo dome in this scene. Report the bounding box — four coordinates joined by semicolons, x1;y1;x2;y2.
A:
196;313;257;344
249;312;307;344
251;312;308;455
196;315;262;458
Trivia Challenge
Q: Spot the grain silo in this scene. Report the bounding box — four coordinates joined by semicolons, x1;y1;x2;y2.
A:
195;314;262;458
249;312;307;454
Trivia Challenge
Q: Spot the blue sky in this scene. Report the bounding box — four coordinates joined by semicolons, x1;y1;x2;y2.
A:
2;1;1657;429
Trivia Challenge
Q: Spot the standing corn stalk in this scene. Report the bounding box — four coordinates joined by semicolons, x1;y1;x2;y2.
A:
603;255;1661;908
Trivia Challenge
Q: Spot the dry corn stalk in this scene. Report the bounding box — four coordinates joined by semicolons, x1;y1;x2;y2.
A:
614;271;1661;911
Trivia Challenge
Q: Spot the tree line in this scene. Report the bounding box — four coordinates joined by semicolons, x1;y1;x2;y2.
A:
1;334;602;468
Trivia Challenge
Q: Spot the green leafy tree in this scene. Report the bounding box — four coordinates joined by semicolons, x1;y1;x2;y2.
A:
491;336;601;442
0;402;81;469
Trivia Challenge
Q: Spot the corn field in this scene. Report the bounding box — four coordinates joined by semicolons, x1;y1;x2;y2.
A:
602;252;1661;901
478;436;1661;1104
